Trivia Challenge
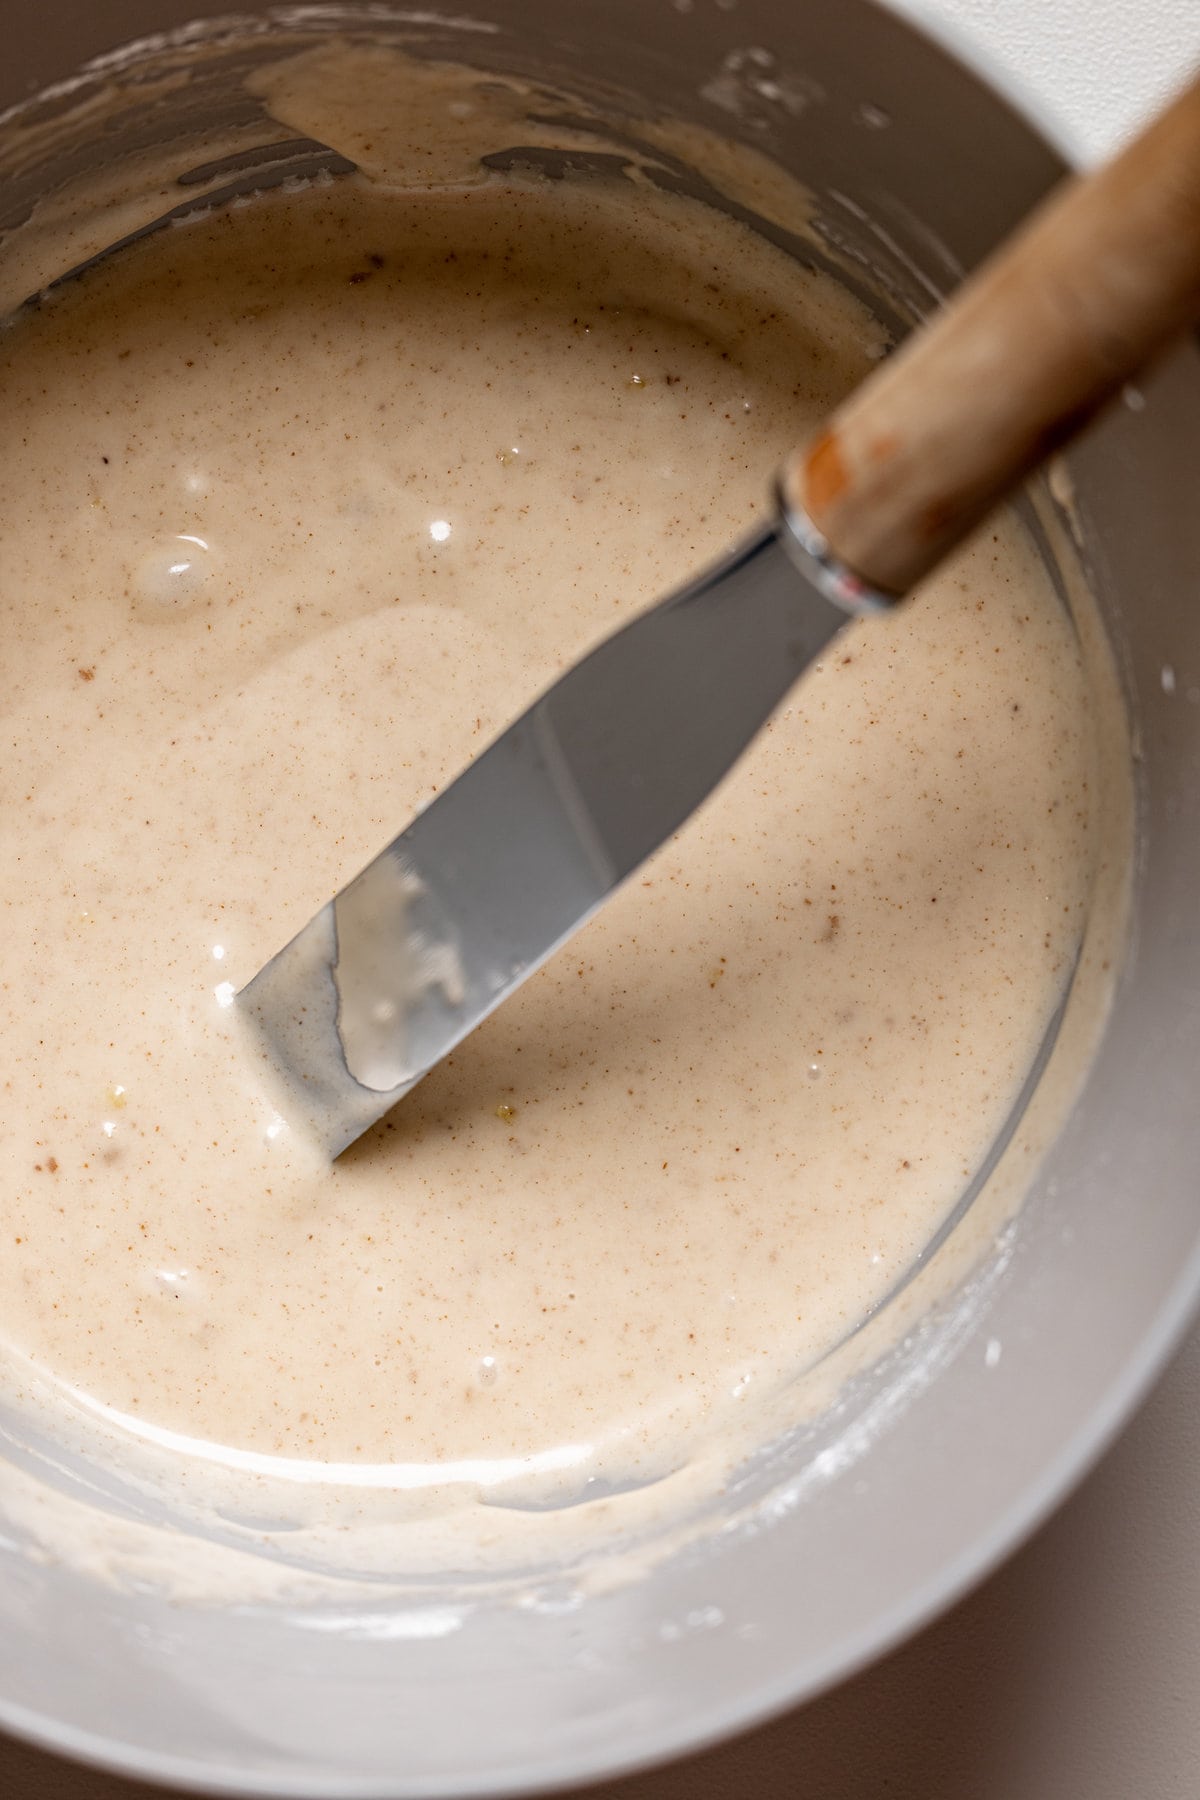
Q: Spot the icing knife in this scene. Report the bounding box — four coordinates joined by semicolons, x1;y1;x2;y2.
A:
240;73;1200;1156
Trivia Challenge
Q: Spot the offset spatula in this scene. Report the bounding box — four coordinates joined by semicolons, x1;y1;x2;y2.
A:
240;75;1200;1157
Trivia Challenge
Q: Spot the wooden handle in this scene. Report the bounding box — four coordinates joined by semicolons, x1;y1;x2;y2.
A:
781;72;1200;598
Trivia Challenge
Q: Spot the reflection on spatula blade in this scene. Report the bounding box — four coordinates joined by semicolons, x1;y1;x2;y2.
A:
238;519;849;1156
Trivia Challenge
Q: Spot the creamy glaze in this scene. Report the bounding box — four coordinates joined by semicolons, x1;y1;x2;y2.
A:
0;168;1099;1516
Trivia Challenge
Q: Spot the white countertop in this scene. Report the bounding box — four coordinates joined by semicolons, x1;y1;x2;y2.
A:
3;6;1198;1797
893;0;1196;158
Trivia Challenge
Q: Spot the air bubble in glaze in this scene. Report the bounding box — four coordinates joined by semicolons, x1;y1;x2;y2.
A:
149;1266;201;1302
133;534;213;611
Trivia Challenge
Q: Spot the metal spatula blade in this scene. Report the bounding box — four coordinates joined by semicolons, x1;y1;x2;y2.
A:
238;518;849;1155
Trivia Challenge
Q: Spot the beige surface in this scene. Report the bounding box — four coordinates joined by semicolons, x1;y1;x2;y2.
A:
0;154;1099;1560
4;1314;1198;1799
